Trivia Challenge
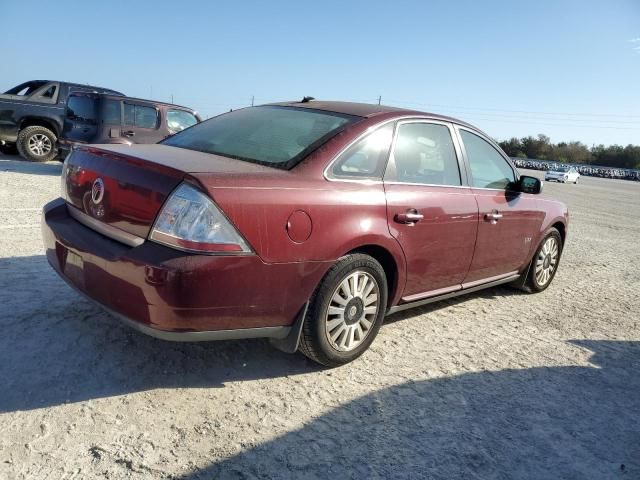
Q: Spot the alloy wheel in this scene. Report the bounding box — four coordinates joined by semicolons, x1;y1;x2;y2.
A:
27;134;52;157
535;236;559;287
325;270;379;352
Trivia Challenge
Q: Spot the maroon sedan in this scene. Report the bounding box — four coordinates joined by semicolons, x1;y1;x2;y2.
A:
43;101;568;366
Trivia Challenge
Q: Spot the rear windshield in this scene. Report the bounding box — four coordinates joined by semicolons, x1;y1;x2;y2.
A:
162;106;359;169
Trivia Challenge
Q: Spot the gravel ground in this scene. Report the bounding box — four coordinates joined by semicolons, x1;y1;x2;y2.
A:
0;153;639;480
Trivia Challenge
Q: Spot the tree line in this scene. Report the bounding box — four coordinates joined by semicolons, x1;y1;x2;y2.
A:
498;135;640;170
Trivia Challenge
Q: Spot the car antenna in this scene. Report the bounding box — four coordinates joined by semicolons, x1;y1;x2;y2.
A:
301;96;315;103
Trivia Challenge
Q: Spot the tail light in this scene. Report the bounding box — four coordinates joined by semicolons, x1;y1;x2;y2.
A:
149;183;251;254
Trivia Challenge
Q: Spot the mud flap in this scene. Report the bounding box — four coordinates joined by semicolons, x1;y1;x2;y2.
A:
269;301;309;354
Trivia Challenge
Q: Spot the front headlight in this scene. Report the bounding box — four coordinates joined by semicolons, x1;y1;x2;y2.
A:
150;182;251;254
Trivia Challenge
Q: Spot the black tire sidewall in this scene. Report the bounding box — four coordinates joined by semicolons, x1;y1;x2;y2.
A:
18;126;57;162
303;254;388;366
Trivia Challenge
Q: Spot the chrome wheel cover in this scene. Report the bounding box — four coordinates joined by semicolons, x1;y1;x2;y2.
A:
325;270;379;352
27;133;52;157
535;236;559;286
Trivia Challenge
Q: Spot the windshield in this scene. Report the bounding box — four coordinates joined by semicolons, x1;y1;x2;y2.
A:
162;106;359;169
556;167;570;172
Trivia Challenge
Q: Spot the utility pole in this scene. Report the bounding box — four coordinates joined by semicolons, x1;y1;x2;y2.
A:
171;93;174;104
251;95;255;107
378;95;382;105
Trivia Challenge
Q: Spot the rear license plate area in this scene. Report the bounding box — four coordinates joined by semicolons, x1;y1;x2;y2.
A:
64;249;85;289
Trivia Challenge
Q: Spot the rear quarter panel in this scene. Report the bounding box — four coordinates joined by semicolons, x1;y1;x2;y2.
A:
194;175;407;306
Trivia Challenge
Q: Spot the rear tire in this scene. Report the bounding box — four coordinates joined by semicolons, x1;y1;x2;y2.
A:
518;228;563;293
299;254;388;367
16;126;58;162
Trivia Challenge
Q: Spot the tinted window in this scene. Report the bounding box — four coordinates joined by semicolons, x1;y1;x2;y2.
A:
330;123;394;179
102;100;121;125
167;110;198;133
460;130;515;189
124;104;158;129
389;123;461;186
67;96;98;125
163;106;357;169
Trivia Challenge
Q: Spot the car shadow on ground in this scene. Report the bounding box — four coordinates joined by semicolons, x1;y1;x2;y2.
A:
0;255;541;415
180;339;640;480
0;154;62;175
0;255;325;413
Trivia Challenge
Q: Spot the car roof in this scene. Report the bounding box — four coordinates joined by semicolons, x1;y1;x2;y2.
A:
82;92;196;111
269;100;475;126
33;80;124;95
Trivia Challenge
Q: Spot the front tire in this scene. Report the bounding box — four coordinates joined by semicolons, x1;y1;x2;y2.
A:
299;254;388;367
520;228;563;293
16;126;58;162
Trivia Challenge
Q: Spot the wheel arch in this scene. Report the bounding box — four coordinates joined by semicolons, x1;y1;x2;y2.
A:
551;221;566;246
19;117;60;137
345;243;402;310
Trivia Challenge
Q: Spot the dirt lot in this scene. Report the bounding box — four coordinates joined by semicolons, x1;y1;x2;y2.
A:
0;153;638;480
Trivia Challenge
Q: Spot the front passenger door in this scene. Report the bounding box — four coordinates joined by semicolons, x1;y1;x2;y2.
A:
458;128;544;283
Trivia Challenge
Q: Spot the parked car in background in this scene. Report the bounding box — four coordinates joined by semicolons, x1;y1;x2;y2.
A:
0;80;201;161
43;100;568;367
57;93;201;158
0;80;123;160
545;166;580;183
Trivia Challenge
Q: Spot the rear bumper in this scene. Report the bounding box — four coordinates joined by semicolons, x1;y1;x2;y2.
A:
42;198;330;339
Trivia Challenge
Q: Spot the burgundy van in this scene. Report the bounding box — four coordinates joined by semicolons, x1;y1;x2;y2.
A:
42;101;568;366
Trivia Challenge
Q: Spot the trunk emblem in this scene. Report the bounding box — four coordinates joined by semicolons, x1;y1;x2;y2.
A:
91;178;105;204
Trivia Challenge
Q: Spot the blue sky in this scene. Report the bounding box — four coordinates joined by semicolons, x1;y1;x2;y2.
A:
3;0;639;146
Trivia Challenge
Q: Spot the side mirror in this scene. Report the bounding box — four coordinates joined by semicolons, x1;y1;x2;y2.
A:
519;175;542;194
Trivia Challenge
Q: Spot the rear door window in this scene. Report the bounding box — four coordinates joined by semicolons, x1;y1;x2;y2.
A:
66;95;98;125
387;122;461;186
124;103;159;129
167;110;198;133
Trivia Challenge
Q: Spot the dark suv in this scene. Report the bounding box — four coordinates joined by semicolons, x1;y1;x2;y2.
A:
0;80;201;161
58;92;201;158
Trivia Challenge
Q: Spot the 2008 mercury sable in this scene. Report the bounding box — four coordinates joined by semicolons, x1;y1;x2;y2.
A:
42;100;568;366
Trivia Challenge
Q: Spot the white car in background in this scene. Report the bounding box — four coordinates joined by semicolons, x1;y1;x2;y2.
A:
545;166;580;184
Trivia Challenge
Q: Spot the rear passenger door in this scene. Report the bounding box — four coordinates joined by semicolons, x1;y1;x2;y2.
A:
456;127;543;283
123;102;163;143
383;120;479;300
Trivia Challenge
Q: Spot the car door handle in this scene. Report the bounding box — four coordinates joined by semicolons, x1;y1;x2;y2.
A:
484;211;503;223
395;209;424;224
123;130;136;137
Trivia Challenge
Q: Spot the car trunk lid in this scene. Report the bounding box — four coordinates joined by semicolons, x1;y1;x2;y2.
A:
63;144;284;241
63;146;190;240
